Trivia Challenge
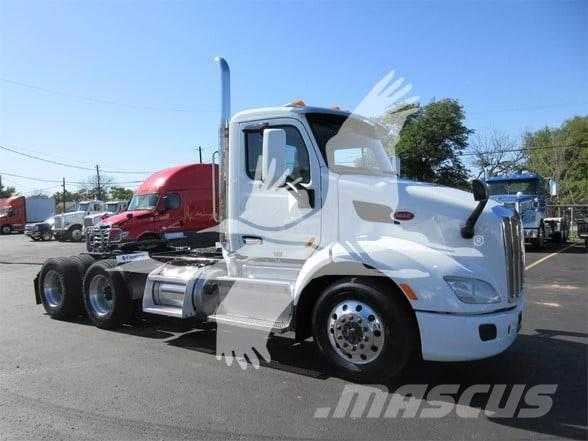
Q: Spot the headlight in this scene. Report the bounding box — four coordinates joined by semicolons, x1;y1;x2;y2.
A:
444;277;501;304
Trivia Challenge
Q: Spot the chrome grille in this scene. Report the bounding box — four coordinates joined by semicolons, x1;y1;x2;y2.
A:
84;217;94;227
54;216;64;229
502;215;524;302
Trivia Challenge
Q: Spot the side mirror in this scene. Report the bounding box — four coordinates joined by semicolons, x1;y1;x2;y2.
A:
472;179;489;202
262;128;287;188
548;179;558;197
126;213;133;220
157;196;168;214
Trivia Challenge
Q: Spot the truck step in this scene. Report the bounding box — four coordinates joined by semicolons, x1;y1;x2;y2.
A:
142;304;185;318
208;313;290;333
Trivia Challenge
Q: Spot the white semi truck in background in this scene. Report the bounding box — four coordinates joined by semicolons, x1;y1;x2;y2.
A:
34;58;525;382
53;200;105;242
82;200;129;237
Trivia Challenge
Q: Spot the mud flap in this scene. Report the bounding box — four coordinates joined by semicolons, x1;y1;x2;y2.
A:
34;272;41;304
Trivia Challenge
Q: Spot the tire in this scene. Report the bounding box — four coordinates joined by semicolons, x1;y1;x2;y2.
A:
552;232;562;243
38;256;84;319
31;236;41;241
83;259;133;329
69;226;83;242
69;254;96;279
312;277;417;383
1;224;12;235
41;230;53;241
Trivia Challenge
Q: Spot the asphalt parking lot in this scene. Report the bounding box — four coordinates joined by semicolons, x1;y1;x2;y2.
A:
0;234;586;441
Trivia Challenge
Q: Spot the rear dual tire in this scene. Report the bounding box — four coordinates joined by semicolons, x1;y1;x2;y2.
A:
82;260;134;329
38;257;85;319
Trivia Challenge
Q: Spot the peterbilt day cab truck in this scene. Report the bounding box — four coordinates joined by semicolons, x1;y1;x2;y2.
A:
34;58;525;382
486;172;569;248
0;196;55;235
85;164;217;252
53;200;105;242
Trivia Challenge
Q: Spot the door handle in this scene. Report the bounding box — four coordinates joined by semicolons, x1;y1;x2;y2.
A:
243;236;263;245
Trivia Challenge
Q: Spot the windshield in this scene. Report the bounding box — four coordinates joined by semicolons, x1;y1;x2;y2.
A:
487;179;541;195
105;203;120;212
78;203;89;212
128;193;159;211
306;113;395;176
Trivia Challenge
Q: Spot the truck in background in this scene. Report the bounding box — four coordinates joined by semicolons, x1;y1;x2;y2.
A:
0;196;55;235
86;164;217;252
485;172;570;248
53;200;105;242
82;200;129;237
35;58;525;382
25;216;56;241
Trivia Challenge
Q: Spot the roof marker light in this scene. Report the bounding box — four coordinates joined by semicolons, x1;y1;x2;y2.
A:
288;99;306;107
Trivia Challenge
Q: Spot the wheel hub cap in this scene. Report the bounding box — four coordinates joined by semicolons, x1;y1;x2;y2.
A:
89;275;113;317
43;270;63;308
327;300;385;365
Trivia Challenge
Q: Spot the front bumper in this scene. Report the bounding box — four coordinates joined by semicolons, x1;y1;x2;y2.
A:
416;295;524;362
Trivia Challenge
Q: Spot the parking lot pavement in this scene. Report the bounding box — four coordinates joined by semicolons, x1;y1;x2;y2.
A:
0;234;586;441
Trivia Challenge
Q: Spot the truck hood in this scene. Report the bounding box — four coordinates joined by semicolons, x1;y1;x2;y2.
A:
100;210;153;226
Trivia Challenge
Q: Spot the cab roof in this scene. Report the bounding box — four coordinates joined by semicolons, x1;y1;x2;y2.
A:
486;172;543;182
135;163;214;194
231;105;352;124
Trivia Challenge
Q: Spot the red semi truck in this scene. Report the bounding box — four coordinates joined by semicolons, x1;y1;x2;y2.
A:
86;163;218;251
0;196;55;235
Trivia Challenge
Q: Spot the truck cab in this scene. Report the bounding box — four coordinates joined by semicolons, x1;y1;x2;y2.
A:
86;164;217;252
1;196;55;234
53;200;105;242
485;172;569;247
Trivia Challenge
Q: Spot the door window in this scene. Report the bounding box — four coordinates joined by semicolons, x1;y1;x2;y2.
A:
245;126;310;183
165;193;181;210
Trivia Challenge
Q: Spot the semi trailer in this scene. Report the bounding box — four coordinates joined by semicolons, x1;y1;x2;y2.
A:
34;58;525;382
0;196;55;234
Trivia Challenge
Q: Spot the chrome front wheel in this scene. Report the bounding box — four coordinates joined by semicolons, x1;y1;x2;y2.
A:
327;299;385;365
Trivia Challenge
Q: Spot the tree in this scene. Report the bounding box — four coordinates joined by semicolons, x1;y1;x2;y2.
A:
0;184;16;198
390;99;473;188
524;116;588;204
80;174;114;200
470;130;526;179
110;186;133;201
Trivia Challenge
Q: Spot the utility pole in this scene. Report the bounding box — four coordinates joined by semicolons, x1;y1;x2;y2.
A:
62;178;66;214
197;146;203;164
96;165;102;201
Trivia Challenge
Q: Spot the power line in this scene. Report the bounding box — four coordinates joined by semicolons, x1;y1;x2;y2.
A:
0;78;217;113
469;101;588;115
461;143;588;157
0;144;154;174
0;171;142;186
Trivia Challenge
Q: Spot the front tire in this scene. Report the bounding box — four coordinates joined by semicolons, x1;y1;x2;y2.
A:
83;260;133;329
1;224;12;235
38;257;84;319
41;230;53;241
312;278;417;383
69;226;83;242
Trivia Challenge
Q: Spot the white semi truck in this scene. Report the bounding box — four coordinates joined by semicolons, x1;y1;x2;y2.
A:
53;200;105;242
34;58;525;381
82;200;128;237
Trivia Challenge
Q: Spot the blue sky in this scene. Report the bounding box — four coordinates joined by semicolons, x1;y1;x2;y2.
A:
1;0;586;194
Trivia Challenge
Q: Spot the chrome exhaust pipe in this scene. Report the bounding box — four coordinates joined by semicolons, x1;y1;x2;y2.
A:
214;56;230;249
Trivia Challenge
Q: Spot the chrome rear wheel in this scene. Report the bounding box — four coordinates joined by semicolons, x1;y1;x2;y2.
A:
43;270;64;308
88;274;113;317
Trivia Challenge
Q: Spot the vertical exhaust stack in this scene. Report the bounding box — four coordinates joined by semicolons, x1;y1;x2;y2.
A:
214;56;231;249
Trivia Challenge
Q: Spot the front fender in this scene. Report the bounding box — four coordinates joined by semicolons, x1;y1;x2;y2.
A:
294;237;510;315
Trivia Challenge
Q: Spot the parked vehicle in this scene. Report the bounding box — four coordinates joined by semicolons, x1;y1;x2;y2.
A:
25;216;56;241
0;196;55;235
82;200;128;237
35;58;525;382
576;218;588;252
85;164;217;252
485;172;570;248
53;200;105;242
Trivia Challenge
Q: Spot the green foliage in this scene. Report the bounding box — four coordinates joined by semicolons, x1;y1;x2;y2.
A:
389;99;473;188
0;184;16;198
524;116;588;204
110;186;133;201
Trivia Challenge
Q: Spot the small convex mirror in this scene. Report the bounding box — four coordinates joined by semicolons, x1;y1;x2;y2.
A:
548;179;558;197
